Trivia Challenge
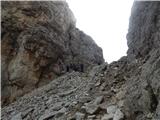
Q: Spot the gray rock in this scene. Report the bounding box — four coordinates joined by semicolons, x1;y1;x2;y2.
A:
11;113;22;120
58;88;77;97
117;100;124;108
50;102;64;111
75;112;85;120
154;102;160;119
100;74;104;77
95;80;101;87
88;115;96;119
85;104;100;114
101;114;113;120
93;96;104;105
64;102;71;108
100;83;106;91
107;105;117;115
46;96;53;105
113;109;124;120
55;107;67;118
39;111;57;120
72;101;78;105
39;107;66;120
21;108;34;118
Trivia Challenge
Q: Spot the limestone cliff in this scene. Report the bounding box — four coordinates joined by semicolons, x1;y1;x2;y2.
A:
1;1;160;120
1;1;104;105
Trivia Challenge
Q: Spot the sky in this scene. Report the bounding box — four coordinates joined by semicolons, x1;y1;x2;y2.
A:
67;0;134;63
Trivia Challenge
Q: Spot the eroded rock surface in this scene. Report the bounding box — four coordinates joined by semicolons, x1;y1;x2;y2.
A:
1;1;104;105
124;2;160;119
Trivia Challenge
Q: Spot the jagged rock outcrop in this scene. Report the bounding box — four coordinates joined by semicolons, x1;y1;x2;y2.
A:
124;2;160;119
127;2;160;60
1;1;104;106
2;1;160;120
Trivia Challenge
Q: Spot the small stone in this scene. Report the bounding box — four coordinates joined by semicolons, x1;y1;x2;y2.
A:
58;88;77;97
39;107;66;120
101;114;113;120
64;102;71;107
84;103;89;106
75;112;85;120
88;115;96;119
113;109;124;120
93;96;104;105
50;102;63;111
116;91;125;100
85;104;100;114
81;105;86;110
38;111;56;120
11;113;22;120
57;107;67;114
100;74;104;77
99;103;108;111
73;101;78;105
46;96;53;104
95;80;101;86
146;112;153;119
39;111;56;120
54;107;67;118
22;108;34;118
100;83;106;91
67;115;76;120
85;93;89;96
79;96;92;103
117;100;124;108
113;67;118;70
75;95;78;99
107;105;117;115
111;87;117;93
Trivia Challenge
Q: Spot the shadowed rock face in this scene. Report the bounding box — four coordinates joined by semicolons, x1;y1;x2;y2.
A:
1;1;104;105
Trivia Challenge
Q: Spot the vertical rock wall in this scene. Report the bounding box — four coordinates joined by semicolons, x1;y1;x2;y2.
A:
127;2;160;60
125;2;160;119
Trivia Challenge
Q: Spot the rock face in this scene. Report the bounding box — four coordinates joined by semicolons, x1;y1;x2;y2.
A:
127;2;160;60
1;1;104;105
1;1;160;120
124;2;160;119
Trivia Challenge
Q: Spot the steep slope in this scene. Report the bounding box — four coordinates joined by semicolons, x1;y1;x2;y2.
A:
1;1;160;120
1;1;104;105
